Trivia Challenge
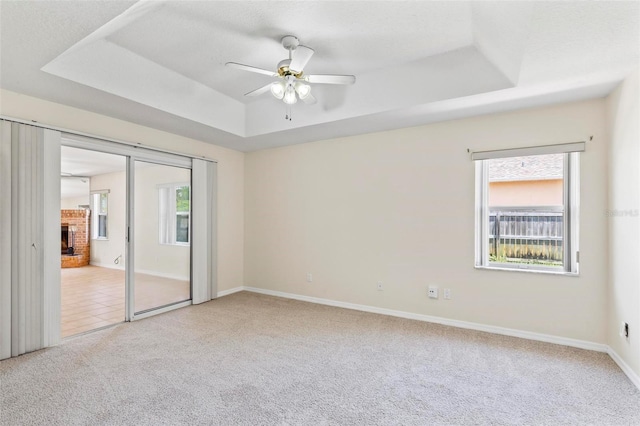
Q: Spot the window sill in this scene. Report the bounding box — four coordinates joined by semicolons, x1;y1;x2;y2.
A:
92;237;109;241
474;265;579;277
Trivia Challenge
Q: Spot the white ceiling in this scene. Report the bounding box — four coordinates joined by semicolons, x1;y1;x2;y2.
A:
1;1;639;152
60;145;127;199
61;145;127;177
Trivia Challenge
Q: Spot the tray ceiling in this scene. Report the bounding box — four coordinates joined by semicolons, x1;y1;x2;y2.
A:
1;1;638;151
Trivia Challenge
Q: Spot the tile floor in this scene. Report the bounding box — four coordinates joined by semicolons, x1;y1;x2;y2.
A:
61;265;190;337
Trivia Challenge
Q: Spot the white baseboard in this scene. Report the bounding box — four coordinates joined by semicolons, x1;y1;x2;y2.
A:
90;261;124;271
607;347;640;390
243;286;607;353
135;268;188;282
242;286;640;390
89;262;188;281
216;286;244;298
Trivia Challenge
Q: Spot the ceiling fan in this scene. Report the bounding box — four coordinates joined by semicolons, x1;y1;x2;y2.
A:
226;35;356;108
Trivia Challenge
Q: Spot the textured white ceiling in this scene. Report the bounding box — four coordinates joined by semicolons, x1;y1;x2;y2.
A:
1;1;639;152
106;1;474;101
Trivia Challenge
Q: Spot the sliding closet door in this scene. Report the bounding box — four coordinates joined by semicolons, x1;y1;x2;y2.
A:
0;120;61;360
132;161;191;314
1;120;12;359
191;159;217;304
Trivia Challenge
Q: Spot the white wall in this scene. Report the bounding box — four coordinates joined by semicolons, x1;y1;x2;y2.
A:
606;68;640;378
134;163;191;280
61;196;89;209
1;89;244;292
90;165;191;280
245;99;609;343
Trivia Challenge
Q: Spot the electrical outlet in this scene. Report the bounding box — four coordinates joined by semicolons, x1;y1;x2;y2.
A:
377;281;383;291
428;285;438;299
306;273;313;283
444;288;451;300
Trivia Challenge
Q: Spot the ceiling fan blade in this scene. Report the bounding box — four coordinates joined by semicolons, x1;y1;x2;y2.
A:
289;46;314;73
301;93;317;105
304;74;356;85
226;62;277;77
244;83;273;97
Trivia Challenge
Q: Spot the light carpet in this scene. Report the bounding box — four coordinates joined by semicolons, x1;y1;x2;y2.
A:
1;292;639;425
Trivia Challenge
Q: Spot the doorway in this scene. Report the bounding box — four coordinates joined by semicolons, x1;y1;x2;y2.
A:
60;147;127;337
60;144;194;337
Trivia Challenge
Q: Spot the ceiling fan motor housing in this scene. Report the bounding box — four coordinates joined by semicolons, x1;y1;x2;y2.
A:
281;35;300;51
277;59;302;78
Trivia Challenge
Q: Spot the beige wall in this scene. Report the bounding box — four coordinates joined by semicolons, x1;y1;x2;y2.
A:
245;99;608;343
606;68;640;377
489;179;563;206
6;86;637;369
1;89;244;292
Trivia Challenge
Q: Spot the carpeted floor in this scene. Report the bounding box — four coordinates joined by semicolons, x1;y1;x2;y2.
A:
1;291;639;425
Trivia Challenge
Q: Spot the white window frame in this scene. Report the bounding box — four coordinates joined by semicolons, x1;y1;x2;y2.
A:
91;190;109;240
158;182;190;246
473;143;583;275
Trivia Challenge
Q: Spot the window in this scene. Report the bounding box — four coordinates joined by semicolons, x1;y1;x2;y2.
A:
91;191;109;239
159;183;190;245
474;143;582;273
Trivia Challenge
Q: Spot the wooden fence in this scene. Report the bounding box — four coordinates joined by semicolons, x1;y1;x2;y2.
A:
489;208;563;265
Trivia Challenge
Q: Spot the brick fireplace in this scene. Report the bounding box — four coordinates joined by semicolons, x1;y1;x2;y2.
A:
61;209;90;268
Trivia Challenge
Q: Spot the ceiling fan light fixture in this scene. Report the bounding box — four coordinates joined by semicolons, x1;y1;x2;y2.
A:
295;82;311;99
227;35;355;114
283;85;298;105
271;81;285;99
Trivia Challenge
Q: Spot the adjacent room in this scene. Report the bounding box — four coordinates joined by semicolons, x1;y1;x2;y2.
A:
59;146;192;336
1;1;639;424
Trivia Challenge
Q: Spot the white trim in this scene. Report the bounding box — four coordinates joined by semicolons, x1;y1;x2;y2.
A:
125;156;134;322
607;347;640;390
475;152;579;274
242;287;607;353
158;182;191;246
216;286;244;298
474;265;579;276
0;120;12;360
132;300;191;321
42;129;61;348
62;322;121;341
64;134;193;168
91;192;109;240
568;151;580;274
0;115;218;164
470;141;586;160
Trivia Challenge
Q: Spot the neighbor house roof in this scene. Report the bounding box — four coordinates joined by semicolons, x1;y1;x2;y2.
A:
488;154;563;182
